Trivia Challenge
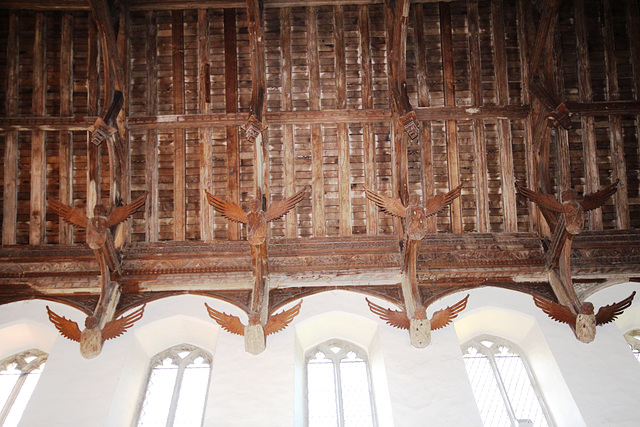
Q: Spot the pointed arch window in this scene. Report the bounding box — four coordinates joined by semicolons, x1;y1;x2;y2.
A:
0;349;47;427
624;329;640;363
306;340;376;427
135;344;212;427
462;336;552;427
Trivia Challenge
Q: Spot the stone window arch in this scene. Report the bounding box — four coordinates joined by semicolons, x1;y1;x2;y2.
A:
0;348;47;427
134;344;212;427
461;335;553;427
305;339;376;427
624;328;640;362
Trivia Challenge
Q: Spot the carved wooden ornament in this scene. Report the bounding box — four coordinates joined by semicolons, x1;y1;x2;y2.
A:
366;295;469;346
516;180;618;235
204;300;302;354
48;193;147;250
205;188;306;245
364;185;462;240
533;291;635;343
46;304;146;359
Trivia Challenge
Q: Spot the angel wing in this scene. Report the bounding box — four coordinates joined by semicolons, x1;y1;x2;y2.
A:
581;180;619;212
595;291;636;326
515;182;564;212
264;301;303;335
204;190;249;224
364;187;407;218
532;295;577;325
264;188;307;222
101;304;146;341
204;303;246;335
46;306;82;342
366;298;410;330
106;193;148;227
47;199;89;228
430;294;470;330
424;185;463;217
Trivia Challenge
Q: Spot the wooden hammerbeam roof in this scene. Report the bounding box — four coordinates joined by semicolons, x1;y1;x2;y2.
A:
1;0;640;329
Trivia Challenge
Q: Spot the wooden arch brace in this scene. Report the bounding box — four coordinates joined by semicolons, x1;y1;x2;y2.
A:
386;0;419;142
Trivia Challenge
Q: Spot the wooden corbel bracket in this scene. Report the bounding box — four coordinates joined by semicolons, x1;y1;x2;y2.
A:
46;194;147;357
204;188;306;353
89;91;124;147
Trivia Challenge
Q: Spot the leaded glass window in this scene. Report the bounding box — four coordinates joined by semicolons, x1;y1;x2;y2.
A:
0;349;47;427
624;329;640;363
306;340;376;427
135;344;212;427
462;336;552;427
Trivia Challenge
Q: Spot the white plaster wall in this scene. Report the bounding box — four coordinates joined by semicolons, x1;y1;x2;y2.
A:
0;283;637;427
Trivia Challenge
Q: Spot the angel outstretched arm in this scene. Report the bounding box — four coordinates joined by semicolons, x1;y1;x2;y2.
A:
265;187;307;222
106;193;148;227
364;187;407;218
532;295;577;325
430;294;469;330
47;199;89;228
581;180;619;212
102;304;146;341
595;291;635;326
204;303;246;335
424;184;463;217
515;182;564;212
46;306;82;342
204;190;249;224
366;298;410;329
264;301;303;335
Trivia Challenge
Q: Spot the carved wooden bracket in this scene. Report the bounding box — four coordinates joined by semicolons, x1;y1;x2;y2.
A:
46;195;147;357
530;77;573;130
365;185;463;347
204;188;306;353
516;181;631;342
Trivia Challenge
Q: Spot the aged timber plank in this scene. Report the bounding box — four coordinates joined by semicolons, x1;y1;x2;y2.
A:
574;0;601;230
146;11;159;242
602;0;629;229
413;3;435;233
468;0;488;232
308;6;326;237
359;5;377;235
30;13;47;245
198;9;213;242
281;8;297;239
3;12;19;246
335;5;351;236
172;10;186;241
440;2;462;233
491;0;517;232
225;8;240;240
59;13;74;244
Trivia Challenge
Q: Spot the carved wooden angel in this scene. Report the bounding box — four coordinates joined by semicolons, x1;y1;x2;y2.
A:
365;186;462;240
46;305;146;358
204;301;302;350
366;295;469;342
533;292;635;343
204;188;306;245
516;181;618;235
48;193;147;250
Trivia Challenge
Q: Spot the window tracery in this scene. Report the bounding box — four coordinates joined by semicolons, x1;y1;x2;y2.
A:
462;336;552;427
0;349;47;427
306;340;376;427
135;344;212;427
